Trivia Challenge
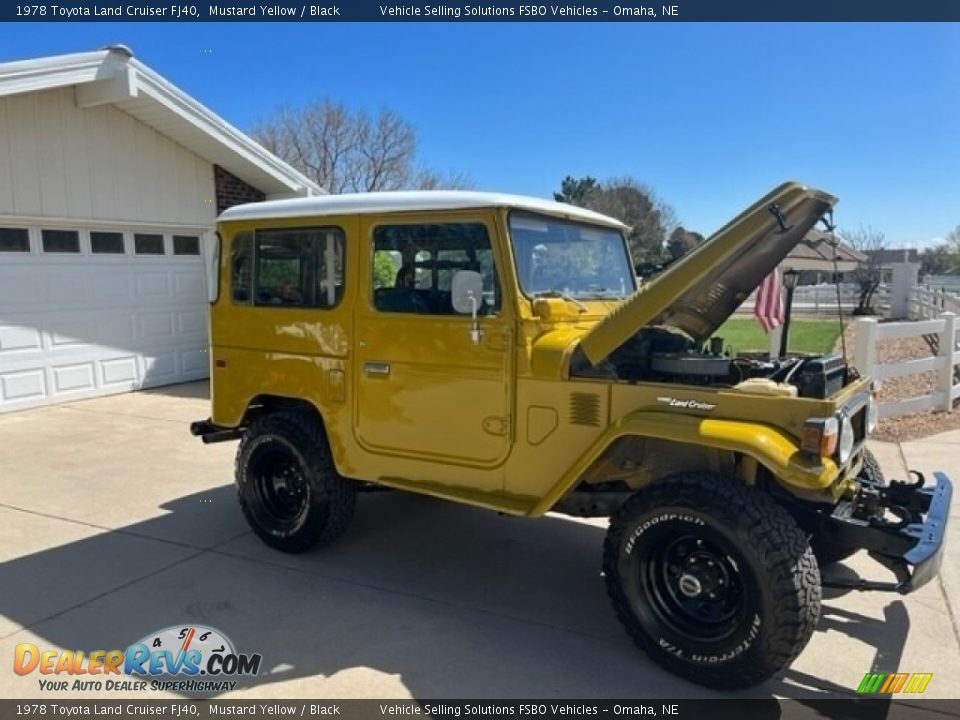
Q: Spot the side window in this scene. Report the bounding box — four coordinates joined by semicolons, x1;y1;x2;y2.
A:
253;227;344;308
231;232;253;304
371;223;499;316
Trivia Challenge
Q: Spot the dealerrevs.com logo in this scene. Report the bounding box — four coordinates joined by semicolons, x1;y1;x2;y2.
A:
14;625;263;693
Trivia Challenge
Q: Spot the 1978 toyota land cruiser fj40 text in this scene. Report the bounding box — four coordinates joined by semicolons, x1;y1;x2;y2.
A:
192;182;951;689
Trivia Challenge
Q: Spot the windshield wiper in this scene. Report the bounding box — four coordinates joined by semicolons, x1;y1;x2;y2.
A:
531;290;589;312
579;287;625;300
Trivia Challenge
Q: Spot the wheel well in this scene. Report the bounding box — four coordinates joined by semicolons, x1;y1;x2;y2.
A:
576;435;738;490
240;395;325;428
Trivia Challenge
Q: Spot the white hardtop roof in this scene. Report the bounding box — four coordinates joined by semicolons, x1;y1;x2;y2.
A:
217;191;628;228
0;46;323;200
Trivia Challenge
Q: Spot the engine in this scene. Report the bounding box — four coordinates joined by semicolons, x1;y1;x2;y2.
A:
571;326;849;398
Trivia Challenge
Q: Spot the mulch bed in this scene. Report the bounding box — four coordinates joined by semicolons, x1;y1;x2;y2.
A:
835;321;960;441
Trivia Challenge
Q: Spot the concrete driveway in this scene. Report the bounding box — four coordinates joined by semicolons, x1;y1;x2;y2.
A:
1;382;958;700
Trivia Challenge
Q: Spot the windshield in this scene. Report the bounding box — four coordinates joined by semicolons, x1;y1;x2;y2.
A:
509;212;636;300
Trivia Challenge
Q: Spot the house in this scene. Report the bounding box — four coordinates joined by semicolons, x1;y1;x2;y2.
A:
0;46;322;412
866;248;921;283
781;228;866;282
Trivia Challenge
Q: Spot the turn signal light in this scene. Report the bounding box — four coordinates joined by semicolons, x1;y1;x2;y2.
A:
802;417;839;458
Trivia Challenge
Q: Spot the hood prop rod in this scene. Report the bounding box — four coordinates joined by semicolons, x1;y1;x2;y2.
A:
821;211;849;365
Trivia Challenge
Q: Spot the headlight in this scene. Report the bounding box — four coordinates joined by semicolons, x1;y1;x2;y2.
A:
837;415;855;464
866;397;879;434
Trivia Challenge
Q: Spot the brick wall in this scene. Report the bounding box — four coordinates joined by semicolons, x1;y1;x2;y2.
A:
214;165;266;214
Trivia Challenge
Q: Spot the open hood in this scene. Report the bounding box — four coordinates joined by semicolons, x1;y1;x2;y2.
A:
578;182;838;366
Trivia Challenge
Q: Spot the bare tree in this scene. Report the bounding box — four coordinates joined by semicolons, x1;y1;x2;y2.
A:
414;167;475;191
252;99;471;193
843;225;887;315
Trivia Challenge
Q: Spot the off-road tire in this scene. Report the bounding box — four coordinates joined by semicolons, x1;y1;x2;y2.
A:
810;447;885;566
235;411;356;553
603;472;821;690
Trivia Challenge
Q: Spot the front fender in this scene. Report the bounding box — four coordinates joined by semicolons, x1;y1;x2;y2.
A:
532;411;839;516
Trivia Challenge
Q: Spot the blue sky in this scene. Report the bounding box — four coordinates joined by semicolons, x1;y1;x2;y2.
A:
2;23;957;247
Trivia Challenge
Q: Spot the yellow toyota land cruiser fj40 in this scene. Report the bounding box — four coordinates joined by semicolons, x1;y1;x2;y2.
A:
192;182;951;689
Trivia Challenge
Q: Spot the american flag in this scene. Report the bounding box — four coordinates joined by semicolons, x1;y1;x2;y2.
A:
754;268;784;333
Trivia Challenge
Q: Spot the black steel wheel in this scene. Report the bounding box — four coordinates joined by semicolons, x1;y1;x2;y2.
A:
236;411;356;553
641;531;748;645
604;472;821;690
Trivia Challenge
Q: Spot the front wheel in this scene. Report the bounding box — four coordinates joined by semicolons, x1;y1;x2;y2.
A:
603;473;821;690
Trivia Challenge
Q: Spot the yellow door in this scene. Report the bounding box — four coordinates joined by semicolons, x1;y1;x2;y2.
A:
353;215;513;477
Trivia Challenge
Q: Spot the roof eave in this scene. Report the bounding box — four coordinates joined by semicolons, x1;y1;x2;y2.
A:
127;57;323;197
0;48;324;199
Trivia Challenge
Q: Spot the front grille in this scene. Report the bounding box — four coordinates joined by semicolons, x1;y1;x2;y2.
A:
852;407;867;442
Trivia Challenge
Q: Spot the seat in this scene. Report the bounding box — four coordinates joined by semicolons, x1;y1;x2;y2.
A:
374;288;431;314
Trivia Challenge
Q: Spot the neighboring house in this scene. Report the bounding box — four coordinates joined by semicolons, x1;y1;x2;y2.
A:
866;248;921;284
0;46;322;413
782;228;866;283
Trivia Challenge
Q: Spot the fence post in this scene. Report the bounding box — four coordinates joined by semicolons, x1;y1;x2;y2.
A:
768;324;782;360
853;317;877;379
938;312;956;412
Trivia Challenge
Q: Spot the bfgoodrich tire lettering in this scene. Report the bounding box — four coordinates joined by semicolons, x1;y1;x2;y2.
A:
603;472;821;689
235;411;356;553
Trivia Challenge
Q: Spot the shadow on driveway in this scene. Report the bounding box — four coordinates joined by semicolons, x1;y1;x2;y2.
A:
0;486;910;700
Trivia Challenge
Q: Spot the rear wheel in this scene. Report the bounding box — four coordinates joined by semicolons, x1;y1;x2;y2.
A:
810;447;885;566
236;411;356;553
603;473;821;689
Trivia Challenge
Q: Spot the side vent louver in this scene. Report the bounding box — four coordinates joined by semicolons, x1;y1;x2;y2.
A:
569;393;601;427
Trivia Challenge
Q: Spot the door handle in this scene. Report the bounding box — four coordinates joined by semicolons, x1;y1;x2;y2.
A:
363;362;391;376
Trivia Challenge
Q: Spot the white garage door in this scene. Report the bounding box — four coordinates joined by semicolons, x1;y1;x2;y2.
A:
0;223;212;413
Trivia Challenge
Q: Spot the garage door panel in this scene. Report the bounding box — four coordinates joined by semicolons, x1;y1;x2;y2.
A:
44;272;87;305
139;313;175;339
179;348;208;375
96;313;137;346
0;270;37;307
48;319;95;349
0;224;210;413
91;272;132;303
135;273;171;298
0;368;46;402
52;362;96;393
174;271;204;296
0;325;43;352
100;356;140;386
178;310;206;336
141;352;176;383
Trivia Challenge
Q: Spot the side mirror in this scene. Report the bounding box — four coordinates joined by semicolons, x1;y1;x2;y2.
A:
451;270;484;345
452;270;483;315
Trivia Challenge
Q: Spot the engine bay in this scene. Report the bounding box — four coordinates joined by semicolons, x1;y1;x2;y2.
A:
571;326;850;399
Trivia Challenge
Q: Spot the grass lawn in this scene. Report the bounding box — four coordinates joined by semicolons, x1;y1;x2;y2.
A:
713;318;845;355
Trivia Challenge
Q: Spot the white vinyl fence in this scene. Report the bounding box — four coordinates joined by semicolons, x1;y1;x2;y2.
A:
853;313;960;418
910;286;960;319
736;284;890;316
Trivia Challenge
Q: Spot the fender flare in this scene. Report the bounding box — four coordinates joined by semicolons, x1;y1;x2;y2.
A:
531;410;839;516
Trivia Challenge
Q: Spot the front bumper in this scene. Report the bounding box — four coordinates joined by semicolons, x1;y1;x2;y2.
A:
815;471;952;594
